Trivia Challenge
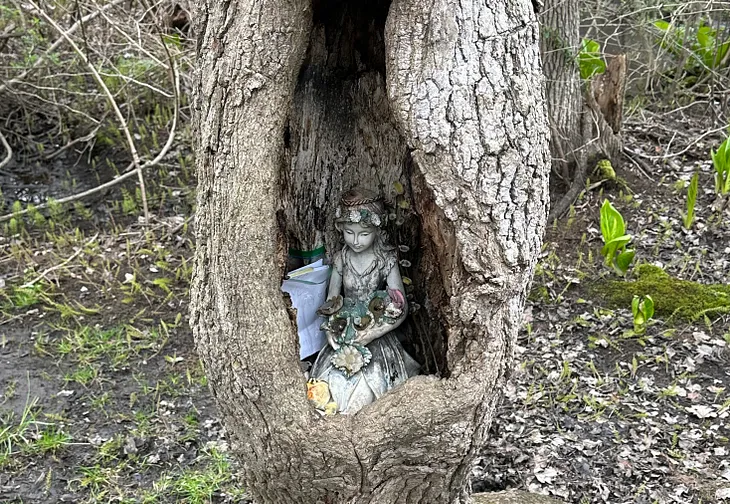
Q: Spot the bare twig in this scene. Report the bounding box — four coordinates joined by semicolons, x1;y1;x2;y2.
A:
28;0;150;223
0;129;12;171
94;7;169;70
20;233;99;288
33;122;106;162
0;0;125;96
622;147;656;182
631;123;729;161
0;33;180;224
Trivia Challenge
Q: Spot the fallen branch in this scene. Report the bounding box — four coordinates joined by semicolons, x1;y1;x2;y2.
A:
632;123;729;161
20;233;99;289
623;147;656;182
34;122;106;162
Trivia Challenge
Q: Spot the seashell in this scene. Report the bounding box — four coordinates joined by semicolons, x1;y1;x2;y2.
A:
354;315;371;330
368;296;385;323
331;345;365;376
331;317;347;334
369;296;385;313
317;295;343;316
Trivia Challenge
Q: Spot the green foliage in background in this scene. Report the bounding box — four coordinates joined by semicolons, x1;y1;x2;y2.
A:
682;172;699;229
578;38;607;80
596;265;730;321
631;295;654;334
654;19;730;72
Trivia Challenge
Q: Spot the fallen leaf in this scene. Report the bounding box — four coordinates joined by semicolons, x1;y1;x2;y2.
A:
716;488;730;500
534;466;558;484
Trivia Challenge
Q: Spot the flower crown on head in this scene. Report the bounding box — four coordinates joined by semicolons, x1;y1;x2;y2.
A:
335;207;383;227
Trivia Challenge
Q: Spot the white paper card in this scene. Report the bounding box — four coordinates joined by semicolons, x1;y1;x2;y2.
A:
281;260;330;359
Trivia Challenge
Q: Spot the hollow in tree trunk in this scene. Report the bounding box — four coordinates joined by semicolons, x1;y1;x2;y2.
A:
190;0;550;502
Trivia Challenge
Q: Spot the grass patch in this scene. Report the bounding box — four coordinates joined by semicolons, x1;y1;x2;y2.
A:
57;324;166;370
1;284;46;310
592;264;730;321
149;448;245;504
0;397;71;467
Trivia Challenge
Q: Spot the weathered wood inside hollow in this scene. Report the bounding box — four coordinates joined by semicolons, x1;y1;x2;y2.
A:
281;0;445;374
282;0;407;255
190;0;550;501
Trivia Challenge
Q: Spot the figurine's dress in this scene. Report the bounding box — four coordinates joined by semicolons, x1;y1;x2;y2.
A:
311;248;415;414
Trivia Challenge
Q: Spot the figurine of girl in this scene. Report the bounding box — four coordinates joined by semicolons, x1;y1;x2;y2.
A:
310;187;417;414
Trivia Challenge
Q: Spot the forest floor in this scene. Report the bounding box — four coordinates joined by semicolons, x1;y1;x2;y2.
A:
1;104;729;504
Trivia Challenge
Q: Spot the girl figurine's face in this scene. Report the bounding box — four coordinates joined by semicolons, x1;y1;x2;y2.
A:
342;222;377;254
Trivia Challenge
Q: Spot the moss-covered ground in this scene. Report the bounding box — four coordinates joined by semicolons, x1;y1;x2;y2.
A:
591;263;730;321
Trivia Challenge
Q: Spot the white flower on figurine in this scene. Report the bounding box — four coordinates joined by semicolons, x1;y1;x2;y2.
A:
332;345;365;375
371;213;381;226
349;210;361;223
384;302;403;319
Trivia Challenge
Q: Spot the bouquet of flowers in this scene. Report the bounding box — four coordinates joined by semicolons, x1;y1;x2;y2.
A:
317;289;404;377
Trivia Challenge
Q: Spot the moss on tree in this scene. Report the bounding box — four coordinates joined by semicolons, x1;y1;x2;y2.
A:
592;264;730;320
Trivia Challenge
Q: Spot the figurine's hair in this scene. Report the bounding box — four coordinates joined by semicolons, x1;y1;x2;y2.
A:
335;187;395;269
338;188;384;216
340;188;381;208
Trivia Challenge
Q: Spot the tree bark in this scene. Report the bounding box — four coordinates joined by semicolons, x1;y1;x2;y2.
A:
540;0;627;222
540;0;583;182
190;0;550;502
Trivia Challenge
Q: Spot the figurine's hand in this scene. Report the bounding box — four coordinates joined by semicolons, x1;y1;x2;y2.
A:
354;328;376;347
327;331;341;351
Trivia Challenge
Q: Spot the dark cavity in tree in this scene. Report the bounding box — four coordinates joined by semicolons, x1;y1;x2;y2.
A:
280;0;449;376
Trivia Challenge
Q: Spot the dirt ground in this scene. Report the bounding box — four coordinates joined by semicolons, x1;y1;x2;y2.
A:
1;105;729;503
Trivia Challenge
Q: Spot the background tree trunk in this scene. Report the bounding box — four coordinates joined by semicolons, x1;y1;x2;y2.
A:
540;0;583;182
190;0;550;502
540;0;626;221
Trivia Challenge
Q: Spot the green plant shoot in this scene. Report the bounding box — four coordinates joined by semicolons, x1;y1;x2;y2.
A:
653;20;730;71
578;38;607;80
631;295;654;334
712;135;730;194
600;200;635;276
683;172;699;229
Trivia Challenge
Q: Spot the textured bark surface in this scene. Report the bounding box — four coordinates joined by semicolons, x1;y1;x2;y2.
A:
281;0;408;255
592;54;627;135
540;0;582;180
190;0;550;502
541;0;626;222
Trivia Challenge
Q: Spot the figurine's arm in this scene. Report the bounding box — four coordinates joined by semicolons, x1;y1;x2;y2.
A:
325;254;344;350
327;254;343;300
355;263;408;346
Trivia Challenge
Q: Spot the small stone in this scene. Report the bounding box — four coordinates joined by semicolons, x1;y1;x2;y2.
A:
123;436;138;455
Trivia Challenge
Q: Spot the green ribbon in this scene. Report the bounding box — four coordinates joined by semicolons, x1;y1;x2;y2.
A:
288;246;326;259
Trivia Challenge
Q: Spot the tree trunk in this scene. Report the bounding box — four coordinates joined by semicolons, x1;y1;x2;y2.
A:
190;0;550;502
540;0;627;221
540;0;583;181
